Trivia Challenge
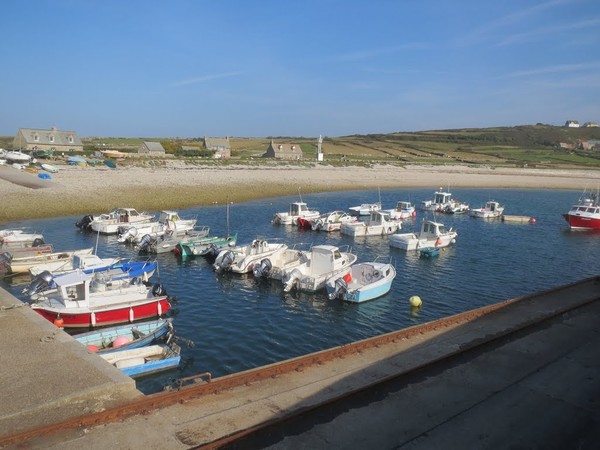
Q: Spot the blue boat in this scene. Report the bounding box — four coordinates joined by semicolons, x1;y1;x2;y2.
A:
100;342;181;378
74;318;174;354
326;259;396;303
419;246;440;258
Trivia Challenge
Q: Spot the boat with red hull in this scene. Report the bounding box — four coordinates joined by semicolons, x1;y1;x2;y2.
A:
29;270;171;328
563;192;600;230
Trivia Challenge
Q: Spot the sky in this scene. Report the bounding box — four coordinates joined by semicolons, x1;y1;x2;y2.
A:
1;0;599;138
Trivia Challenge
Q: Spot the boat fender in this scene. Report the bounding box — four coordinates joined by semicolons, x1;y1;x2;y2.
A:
152;283;167;297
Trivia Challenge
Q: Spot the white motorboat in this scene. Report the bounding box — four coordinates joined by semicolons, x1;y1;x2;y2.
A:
308;210;357;232
213;238;288;274
389;219;457;251
28;253;121;276
340;211;401;237
421;188;469;214
0;229;45;248
326;259;396;303
117;210;198;244
4;150;32;163
281;244;357;293
89;208;155;235
7;247;95;274
272;201;320;226
348;202;381;216
385;201;416;220
252;243;312;280
470;201;504;219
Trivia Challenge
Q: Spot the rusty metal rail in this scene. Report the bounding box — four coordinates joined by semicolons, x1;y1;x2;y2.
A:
2;279;599;448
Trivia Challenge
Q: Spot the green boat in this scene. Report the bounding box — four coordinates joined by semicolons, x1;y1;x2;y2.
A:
174;232;238;258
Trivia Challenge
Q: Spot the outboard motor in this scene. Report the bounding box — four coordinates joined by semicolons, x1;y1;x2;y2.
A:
117;227;138;243
311;219;324;231
31;237;46;247
203;244;220;262
23;270;55;296
252;258;273;279
282;269;302;293
151;283;167;297
75;214;94;231
327;276;348;300
0;252;12;274
136;234;154;253
213;251;235;273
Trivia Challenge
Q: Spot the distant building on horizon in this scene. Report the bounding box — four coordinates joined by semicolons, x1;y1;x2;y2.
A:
565;120;580;128
263;140;303;160
138;141;166;154
203;136;231;159
12;126;83;153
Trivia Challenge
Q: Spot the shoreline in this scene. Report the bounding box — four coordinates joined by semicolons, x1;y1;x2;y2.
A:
2;162;600;224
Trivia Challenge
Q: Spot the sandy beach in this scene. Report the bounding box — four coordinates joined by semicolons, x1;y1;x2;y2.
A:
2;161;600;224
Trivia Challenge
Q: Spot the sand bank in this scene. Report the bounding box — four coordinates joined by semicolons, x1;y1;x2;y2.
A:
1;162;599;224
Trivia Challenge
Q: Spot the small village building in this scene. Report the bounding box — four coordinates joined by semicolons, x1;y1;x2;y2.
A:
203;136;231;159
263;140;303;160
13;126;83;154
565;120;580;128
138;141;165;155
583;122;599;128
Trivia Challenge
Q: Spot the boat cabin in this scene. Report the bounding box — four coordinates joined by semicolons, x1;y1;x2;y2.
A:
54;270;92;305
368;210;393;224
434;191;452;205
420;220;448;238
309;245;347;275
290;202;310;216
485;201;501;211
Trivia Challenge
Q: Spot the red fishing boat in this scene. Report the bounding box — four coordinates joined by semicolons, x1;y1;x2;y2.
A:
29;270;171;328
563;191;600;230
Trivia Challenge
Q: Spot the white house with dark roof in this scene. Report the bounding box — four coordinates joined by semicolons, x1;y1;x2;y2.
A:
12;126;83;153
565;120;580;128
138;141;165;154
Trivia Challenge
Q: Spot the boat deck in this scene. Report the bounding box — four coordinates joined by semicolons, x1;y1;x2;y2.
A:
1;276;600;448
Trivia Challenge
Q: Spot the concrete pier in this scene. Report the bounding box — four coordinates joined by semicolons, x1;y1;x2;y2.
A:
1;276;600;449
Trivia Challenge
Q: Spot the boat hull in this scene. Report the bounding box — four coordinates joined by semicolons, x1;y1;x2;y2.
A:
563;213;600;230
32;297;171;329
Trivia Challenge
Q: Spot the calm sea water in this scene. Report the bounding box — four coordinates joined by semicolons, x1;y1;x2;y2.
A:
2;188;597;394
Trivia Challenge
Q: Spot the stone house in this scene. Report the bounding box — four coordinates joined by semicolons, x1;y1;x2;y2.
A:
565;120;580;128
263;140;303;160
203;136;231;159
12;126;83;153
138;141;165;154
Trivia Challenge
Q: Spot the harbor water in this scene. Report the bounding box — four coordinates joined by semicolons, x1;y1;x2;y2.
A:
2;188;597;394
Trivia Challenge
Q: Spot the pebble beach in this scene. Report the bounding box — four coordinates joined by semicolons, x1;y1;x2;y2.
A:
1;161;600;224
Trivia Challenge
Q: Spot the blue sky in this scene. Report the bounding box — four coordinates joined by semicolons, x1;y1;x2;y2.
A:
1;0;599;137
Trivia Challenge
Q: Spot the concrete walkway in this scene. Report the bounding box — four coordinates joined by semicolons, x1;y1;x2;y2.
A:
2;277;600;449
0;288;141;438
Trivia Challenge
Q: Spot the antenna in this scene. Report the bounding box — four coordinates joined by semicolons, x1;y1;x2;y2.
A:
298;188;303;203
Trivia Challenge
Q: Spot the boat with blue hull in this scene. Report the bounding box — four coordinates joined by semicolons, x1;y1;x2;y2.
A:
326;259;396;303
74;318;174;354
100;342;181;378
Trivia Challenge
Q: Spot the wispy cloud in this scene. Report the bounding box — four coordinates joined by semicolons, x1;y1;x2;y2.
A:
171;71;243;87
497;18;600;46
455;0;575;47
502;61;600;78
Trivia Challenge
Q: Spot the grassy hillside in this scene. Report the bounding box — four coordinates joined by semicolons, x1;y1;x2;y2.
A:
2;124;600;169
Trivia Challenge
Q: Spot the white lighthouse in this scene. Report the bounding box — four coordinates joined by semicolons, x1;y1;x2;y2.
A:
316;134;324;161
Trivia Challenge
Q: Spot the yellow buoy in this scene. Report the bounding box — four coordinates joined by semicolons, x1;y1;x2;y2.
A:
409;295;422;307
